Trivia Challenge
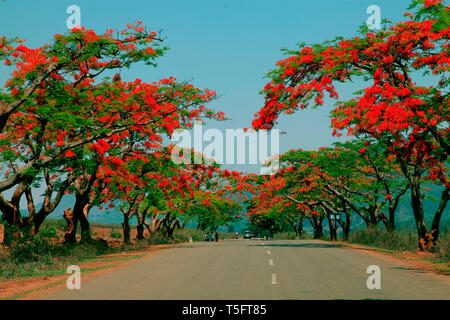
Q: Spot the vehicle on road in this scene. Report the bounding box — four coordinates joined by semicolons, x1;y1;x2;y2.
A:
243;230;252;239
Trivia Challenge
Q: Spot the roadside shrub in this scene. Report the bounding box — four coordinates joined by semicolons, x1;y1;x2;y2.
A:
347;228;416;252
435;233;450;261
110;230;122;239
69;241;110;258
9;237;54;263
173;228;204;242
40;219;66;232
39;226;58;238
1;238;113;279
146;232;170;245
272;232;310;240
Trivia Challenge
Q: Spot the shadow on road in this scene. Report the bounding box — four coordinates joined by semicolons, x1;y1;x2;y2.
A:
176;243;222;248
389;266;430;274
248;243;343;249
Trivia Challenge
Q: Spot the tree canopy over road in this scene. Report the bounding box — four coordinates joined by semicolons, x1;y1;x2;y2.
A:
248;0;449;252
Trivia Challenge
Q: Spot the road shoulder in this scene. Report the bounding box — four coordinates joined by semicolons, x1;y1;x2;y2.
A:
0;243;176;300
329;240;450;275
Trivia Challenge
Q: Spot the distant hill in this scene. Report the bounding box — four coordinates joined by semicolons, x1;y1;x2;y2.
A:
19;195;250;232
20;195;125;225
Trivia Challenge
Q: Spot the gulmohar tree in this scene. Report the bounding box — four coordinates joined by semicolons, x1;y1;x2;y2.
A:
0;23;239;244
251;0;449;251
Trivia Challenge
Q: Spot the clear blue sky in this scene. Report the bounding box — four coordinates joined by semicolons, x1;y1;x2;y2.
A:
0;0;414;175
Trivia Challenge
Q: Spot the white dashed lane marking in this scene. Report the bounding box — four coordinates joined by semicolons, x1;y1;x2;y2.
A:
271;274;277;285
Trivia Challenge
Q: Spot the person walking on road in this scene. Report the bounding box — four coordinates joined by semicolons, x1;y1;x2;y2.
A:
215;232;219;242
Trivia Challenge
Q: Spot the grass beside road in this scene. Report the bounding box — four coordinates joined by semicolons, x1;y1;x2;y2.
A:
0;222;234;300
337;228;450;275
0;222;234;281
346;228;450;262
272;232;314;240
0;249;164;300
0;235;165;280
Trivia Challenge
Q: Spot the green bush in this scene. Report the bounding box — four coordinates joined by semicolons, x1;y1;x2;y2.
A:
110;230;122;239
435;233;450;261
40;219;67;232
272;232;312;240
9;237;55;263
39;226;58;238
347;228;417;252
146;233;171;245
1;237;113;279
173;228;203;242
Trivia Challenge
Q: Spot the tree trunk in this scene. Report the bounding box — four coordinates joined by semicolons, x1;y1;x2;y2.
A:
409;180;434;251
166;218;180;238
386;209;395;232
63;209;77;244
136;210;146;240
31;212;46;235
79;208;91;243
122;214;131;244
0;182;29;242
386;193;404;232
328;216;337;241
343;212;351;241
296;216;304;238
136;224;144;240
28;172;75;235
71;195;92;243
363;215;379;230
429;188;449;247
1;206;20;244
150;212;168;233
309;215;323;239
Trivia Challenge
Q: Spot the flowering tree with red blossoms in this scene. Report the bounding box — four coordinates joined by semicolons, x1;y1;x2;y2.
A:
0;23;227;244
252;0;449;250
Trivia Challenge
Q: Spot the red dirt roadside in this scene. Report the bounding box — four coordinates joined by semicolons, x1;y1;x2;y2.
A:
0;243;174;300
335;240;450;275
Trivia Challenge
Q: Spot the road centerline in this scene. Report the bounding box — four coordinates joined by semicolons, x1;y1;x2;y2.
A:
271;273;277;285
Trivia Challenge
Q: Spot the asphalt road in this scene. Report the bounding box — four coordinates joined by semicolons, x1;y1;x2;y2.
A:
40;239;449;300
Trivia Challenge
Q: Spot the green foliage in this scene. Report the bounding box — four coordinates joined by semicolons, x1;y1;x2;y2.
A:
173;228;203;242
110;230;122;239
408;0;450;30
9;237;56;263
435;233;450;261
272;232;313;240
347;228;449;262
272;232;297;240
348;228;417;252
0;237;112;279
246;214;290;236
41;219;67;232
39;226;58;238
187;192;242;232
146;232;171;245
